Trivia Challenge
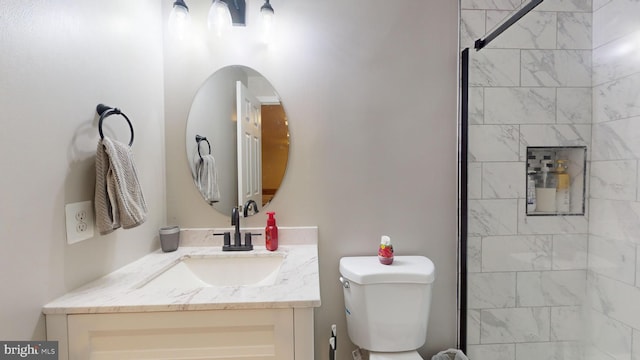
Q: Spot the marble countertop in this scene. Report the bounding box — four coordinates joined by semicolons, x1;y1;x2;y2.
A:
43;227;320;315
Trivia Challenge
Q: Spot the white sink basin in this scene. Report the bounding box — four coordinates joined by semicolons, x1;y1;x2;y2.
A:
139;253;285;290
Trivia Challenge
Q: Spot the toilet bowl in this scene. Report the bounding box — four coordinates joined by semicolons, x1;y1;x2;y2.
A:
339;256;435;359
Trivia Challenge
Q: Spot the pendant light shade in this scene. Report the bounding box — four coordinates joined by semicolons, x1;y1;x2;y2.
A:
208;0;232;37
168;0;191;40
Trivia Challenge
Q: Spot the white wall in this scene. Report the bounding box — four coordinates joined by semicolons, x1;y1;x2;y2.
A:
164;0;459;358
0;1;166;339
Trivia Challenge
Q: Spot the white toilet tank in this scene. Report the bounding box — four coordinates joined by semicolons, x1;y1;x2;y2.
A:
339;256;435;353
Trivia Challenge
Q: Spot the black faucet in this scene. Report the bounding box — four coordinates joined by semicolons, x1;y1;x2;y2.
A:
220;206;255;251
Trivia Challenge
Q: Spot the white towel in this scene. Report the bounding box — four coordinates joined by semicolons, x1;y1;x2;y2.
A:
194;153;221;204
95;137;148;235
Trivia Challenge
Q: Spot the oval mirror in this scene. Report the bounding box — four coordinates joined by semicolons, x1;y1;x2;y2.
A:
185;65;289;217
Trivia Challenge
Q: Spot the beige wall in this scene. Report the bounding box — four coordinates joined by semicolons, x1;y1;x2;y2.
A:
164;0;459;358
0;1;166;339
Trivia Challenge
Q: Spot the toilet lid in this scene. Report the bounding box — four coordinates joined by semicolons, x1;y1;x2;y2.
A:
340;256;435;285
369;350;423;360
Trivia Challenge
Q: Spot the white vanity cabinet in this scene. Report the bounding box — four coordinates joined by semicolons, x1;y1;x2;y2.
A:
43;230;320;360
46;307;314;360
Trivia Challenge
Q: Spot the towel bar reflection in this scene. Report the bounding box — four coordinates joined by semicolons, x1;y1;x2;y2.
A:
97;104;134;146
195;135;211;160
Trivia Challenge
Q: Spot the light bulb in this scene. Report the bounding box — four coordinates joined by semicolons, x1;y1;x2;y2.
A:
208;0;232;38
260;0;275;44
168;0;191;40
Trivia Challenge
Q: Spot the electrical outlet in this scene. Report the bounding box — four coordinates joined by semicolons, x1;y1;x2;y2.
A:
65;201;95;244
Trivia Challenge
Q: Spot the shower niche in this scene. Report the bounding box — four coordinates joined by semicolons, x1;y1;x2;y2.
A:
526;146;586;216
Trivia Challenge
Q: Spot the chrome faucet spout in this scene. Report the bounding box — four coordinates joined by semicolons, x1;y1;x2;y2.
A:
243;200;259;217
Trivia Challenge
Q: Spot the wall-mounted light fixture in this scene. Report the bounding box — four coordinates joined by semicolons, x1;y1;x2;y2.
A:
260;0;274;42
168;0;191;40
169;0;275;40
208;0;232;37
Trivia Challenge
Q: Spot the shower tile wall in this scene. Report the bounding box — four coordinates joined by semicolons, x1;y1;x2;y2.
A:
461;0;592;359
587;0;640;359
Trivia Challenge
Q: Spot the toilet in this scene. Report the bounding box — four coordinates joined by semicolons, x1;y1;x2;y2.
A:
339;256;435;359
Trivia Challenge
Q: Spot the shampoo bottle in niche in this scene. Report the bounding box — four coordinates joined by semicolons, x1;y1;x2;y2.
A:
527;170;537;213
378;235;394;265
265;212;278;251
555;160;570;213
535;160;557;212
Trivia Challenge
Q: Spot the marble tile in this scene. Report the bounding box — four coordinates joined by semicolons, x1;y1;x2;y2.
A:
466;344;515;360
469;49;521;87
516;271;586;306
557;12;592;49
469;272;517;309
462;10;487;49
469;162;483;199
590;160;637;201
588;309;632;360
484;87;556;124
485;10;511;32
481;307;550;343
552;234;587;270
557;88;592;124
593;0;612;11
485;11;557;49
551;306;584;341
588;274;640;330
482;162;526;199
593;0;640;48
633;329;640;360
588;235;636;285
521;50;591;87
468;309;482;345
468;236;483;273
482;235;552;271
593;31;640;86
589;198;640;243
518;199;589;235
516;341;583;360
461;0;522;10
586;346;617;360
469;199;519;236
593;74;640;124
469;125;520;162
592;117;640;161
469;87;485;125
637;246;640;288
537;0;592;12
519;124;591;161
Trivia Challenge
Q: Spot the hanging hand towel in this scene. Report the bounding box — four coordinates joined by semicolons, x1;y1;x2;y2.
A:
95;137;148;235
195;153;221;204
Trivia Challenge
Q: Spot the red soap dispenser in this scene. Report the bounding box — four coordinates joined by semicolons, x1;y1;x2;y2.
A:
265;212;278;251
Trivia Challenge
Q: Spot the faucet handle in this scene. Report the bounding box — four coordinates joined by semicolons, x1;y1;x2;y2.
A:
213;232;231;246
243;232;262;249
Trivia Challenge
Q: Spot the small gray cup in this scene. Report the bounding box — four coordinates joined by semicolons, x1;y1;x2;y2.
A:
159;225;180;252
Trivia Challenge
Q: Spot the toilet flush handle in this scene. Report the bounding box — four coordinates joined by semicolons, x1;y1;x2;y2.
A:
339;276;350;289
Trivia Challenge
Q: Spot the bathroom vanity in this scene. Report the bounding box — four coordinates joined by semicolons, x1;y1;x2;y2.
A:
43;227;320;360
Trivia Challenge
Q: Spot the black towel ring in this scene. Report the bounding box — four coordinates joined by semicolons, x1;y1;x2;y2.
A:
97;104;134;146
195;135;212;160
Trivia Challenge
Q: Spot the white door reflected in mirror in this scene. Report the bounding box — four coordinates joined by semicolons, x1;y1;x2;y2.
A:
185;65;289;217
